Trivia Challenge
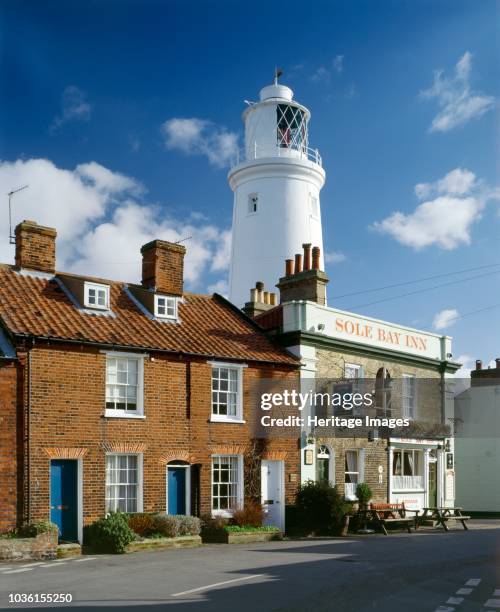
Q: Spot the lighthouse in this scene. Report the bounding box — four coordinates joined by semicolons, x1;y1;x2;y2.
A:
228;76;326;307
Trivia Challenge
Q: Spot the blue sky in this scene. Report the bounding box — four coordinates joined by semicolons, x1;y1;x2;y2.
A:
0;0;498;373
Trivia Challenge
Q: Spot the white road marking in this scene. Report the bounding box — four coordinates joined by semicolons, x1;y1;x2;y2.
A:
446;597;463;605
484;600;500;609
456;588;473;595
0;567;13;571
38;561;67;568
465;578;482;586
171;574;265;597
494;590;500;597
19;562;46;568
3;568;34;574
434;607;455;612
73;557;97;562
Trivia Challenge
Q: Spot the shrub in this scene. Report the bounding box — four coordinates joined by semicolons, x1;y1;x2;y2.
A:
127;513;157;537
176;515;201;536
200;513;229;533
152;514;179;538
295;480;350;535
85;512;135;554
231;500;264;528
355;483;372;506
226;525;279;533
19;521;58;538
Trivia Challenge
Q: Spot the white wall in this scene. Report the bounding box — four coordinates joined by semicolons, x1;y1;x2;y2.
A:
455;384;500;512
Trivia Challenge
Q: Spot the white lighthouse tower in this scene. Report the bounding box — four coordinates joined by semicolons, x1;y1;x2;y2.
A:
228;75;326;307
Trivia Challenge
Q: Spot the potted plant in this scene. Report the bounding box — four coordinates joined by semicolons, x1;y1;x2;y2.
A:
355;483;374;534
355;483;372;511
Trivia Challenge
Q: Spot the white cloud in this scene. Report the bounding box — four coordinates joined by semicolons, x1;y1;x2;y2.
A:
0;158;230;291
433;308;459;330
210;229;232;272
50;86;92;132
373;167;498;250
311;55;345;83
332;55;344;74
420;51;495;132
324;250;346;264
207;279;229;297
76;161;143;195
453;354;473;380
161;118;238;168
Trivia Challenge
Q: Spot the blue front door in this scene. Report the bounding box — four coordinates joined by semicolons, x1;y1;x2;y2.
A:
168;467;186;515
50;460;78;542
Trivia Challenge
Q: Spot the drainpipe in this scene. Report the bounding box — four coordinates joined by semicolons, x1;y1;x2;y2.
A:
27;349;32;524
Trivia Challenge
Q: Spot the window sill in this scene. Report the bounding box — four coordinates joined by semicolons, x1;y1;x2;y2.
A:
210;416;246;424
212;509;234;518
104;410;146;420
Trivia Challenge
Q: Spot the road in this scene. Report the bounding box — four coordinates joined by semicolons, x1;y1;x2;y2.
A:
0;521;499;611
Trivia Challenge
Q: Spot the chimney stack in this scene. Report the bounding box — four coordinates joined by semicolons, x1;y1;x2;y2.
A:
294;253;303;274
242;281;277;318
303;243;311;271
276;245;329;306
475;360;483;370
496;358;500;369
15;220;57;274
141;240;186;295
312;246;321;270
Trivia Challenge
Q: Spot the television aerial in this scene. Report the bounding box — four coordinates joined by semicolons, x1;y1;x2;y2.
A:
7;184;29;244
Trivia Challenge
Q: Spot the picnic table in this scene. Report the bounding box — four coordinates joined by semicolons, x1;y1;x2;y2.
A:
417;507;470;531
369;503;419;535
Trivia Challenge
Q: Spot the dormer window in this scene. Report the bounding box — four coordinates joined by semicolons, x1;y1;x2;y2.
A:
84;282;109;310
155;295;177;320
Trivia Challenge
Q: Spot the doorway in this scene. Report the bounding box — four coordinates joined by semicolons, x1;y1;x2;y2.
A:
261;460;284;531
428;460;437;507
167;463;190;515
50;459;78;542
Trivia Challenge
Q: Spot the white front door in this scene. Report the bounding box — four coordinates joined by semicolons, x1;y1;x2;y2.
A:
261;460;284;531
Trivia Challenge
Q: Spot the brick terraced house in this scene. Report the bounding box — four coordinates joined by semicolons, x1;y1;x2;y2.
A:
0;220;301;542
244;243;462;512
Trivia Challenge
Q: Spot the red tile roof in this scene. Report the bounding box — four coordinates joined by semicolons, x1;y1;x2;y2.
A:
0;265;298;365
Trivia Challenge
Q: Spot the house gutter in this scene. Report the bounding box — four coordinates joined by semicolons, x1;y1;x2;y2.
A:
11;333;299;369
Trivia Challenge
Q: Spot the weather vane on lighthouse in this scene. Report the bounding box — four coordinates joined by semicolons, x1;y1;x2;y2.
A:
228;74;326;307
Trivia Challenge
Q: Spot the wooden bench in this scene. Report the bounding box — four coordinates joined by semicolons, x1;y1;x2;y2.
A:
370;503;417;535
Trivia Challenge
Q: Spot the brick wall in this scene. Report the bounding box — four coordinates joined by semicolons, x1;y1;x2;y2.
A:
14;221;56;273
315;347;442;422
141;240;186;295
314;346;443;503
0;362;18;532
24;345;299;526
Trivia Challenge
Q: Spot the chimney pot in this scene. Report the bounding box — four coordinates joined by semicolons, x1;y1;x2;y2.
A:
496;358;500;369
285;259;294;276
256;281;264;291
476;359;483;370
312;246;321;270
263;291;270;304
294;253;303;274
302;243;312;271
250;288;257;302
15;220;57;273
141;239;186;295
270;292;276;306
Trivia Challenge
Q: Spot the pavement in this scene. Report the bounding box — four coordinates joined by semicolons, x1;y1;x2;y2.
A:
0;520;499;611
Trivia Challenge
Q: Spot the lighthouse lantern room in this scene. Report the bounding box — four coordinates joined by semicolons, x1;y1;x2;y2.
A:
228;75;326;306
